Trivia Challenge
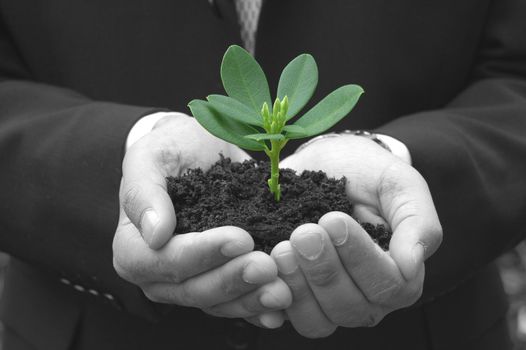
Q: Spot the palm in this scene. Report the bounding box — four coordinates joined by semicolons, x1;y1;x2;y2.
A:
280;135;398;227
146;115;252;178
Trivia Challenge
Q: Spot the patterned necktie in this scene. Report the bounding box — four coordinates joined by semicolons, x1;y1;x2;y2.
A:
234;0;263;55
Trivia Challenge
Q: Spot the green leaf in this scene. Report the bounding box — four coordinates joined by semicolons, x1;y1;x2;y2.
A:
292;85;364;137
277;54;318;120
244;133;285;142
188;99;265;151
206;94;263;127
221;45;272;113
282;124;308;139
283;124;306;134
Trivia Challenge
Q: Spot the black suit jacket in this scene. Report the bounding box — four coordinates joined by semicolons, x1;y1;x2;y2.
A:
0;0;525;349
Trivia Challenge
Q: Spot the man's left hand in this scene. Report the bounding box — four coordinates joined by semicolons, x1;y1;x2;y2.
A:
271;134;442;338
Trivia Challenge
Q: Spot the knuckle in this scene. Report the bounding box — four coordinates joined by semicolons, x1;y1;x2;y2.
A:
327;312;352;327
324;302;385;328
327;307;358;326
334;309;383;328
241;298;263;315
307;261;339;287
155;258;184;285
112;247;145;284
170;232;208;282
367;279;403;305
112;229;145;283
164;248;187;284
122;184;142;217
219;275;245;300
364;312;384;327
180;283;199;307
194;232;220;267
326;302;367;327
287;278;311;301
113;258;133;282
161;233;203;284
163;269;183;284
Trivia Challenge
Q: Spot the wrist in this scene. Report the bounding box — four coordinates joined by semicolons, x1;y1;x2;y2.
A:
294;130;412;165
375;133;412;165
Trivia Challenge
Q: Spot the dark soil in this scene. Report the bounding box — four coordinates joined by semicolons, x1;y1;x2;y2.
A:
167;157;391;253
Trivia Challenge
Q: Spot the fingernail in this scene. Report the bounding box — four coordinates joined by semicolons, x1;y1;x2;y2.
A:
274;252;298;275
259;313;284;329
140;209;159;245
260;292;283;309
292;232;324;260
412;243;425;266
327;217;349;246
221;240;252;258
243;263;270;285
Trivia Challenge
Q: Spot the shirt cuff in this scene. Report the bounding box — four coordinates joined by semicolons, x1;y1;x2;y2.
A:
125;111;186;151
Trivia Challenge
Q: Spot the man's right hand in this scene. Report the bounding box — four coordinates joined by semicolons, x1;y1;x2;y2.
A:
113;114;291;327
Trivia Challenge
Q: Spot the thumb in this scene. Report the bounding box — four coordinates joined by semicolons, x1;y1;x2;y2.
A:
120;148;176;250
379;164;443;280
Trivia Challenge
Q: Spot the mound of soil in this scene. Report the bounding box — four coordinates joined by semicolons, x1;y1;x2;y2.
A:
167;157;391;253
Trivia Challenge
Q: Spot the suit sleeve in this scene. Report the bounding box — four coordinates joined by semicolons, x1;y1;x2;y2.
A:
376;0;526;300
0;18;162;319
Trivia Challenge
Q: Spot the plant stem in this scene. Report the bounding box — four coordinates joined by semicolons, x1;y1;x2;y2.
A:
261;96;289;202
268;140;282;202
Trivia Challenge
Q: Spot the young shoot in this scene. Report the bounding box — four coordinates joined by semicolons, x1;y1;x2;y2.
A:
188;45;363;202
260;96;289;201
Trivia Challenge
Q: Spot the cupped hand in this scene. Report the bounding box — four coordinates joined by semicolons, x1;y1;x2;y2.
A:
272;134;442;338
113;114;291;325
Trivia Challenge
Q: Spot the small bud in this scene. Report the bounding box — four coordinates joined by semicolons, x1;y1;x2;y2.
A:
261;102;270;128
261;102;270;119
270;121;277;133
273;98;281;119
281;96;289;115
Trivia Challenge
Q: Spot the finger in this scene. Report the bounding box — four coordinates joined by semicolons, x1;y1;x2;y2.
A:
143;251;277;307
121;143;176;249
204;278;292;318
352;204;389;227
289;223;383;327
245;311;287;329
271;241;337;339
319;212;414;308
377;163;443;280
113;225;254;285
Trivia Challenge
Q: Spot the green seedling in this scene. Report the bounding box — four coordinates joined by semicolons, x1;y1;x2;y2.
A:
188;45;363;202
